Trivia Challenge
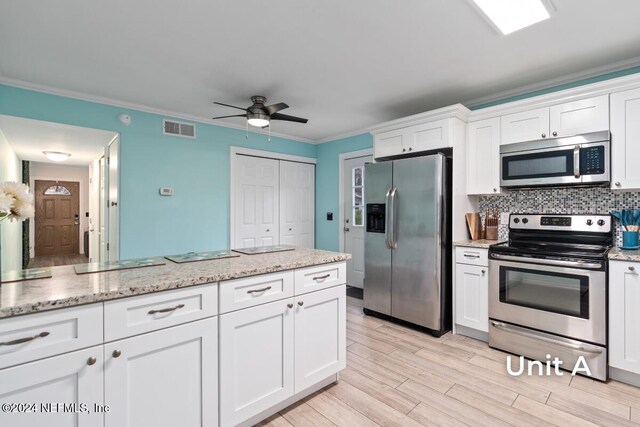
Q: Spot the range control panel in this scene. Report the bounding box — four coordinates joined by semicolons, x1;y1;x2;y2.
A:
510;214;611;233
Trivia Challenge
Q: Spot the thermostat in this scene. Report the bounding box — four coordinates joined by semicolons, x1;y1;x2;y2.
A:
159;187;174;196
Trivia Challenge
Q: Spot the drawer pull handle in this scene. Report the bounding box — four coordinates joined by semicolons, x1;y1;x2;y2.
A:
148;304;185;315
463;254;480;259
0;331;50;346
247;286;272;294
313;274;331;281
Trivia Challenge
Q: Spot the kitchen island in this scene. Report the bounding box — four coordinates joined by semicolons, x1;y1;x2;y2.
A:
0;247;349;427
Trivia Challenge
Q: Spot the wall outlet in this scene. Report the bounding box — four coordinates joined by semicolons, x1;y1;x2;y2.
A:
159;187;174;196
500;212;510;225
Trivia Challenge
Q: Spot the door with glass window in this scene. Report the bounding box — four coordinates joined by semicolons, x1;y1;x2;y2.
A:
34;180;80;256
343;155;372;288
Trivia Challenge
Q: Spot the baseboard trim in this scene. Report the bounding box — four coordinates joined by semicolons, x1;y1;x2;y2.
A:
609;367;640;388
454;324;489;342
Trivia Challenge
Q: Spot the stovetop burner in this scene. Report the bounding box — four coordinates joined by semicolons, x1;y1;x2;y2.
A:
489;214;613;261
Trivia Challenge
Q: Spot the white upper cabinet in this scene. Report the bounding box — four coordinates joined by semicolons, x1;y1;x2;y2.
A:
467;118;501;195
374;128;405;159
500;107;550;145
611;87;640;190
549;95;609;138
373;118;454;159
500;95;609;145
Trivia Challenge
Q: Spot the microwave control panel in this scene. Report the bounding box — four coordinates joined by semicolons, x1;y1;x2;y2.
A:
580;145;605;175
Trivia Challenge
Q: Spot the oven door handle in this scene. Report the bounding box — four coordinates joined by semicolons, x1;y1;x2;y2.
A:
491;321;603;355
490;253;602;270
574;145;581;179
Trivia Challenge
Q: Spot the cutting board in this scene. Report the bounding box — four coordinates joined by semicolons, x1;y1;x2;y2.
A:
465;213;482;240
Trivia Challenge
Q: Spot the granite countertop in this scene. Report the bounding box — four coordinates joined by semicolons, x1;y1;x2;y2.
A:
453;239;503;249
608;247;640;262
0;248;350;319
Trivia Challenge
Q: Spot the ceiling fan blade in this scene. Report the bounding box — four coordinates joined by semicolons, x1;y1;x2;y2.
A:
263;102;289;115
213;101;248;111
211;114;246;120
270;112;308;124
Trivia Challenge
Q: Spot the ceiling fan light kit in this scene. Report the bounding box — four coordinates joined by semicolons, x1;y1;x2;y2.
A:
212;95;308;131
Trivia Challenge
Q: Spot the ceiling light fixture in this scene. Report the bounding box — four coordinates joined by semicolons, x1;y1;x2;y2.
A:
43;151;71;162
247;112;270;128
471;0;550;35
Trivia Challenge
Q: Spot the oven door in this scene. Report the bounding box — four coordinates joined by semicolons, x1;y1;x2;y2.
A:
488;257;606;345
500;145;581;187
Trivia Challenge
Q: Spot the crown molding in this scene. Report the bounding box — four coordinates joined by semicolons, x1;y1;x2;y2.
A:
369;104;471;135
0;77;316;145
464;55;640;109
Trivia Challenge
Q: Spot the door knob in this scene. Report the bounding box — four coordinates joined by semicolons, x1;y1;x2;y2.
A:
344;227;350;232
111;201;117;207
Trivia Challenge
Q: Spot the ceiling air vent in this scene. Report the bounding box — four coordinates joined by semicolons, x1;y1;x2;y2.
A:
163;119;196;139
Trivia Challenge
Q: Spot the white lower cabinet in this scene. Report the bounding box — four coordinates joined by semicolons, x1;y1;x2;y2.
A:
294;285;346;392
219;284;347;426
219;298;294;426
454;247;489;336
609;261;640;374
0;346;104;427
104;317;218;427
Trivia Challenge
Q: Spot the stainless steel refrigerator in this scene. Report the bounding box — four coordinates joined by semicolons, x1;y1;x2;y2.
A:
363;154;451;336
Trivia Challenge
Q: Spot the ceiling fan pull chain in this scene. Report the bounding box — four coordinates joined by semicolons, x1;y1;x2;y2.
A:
245;119;248;139
268;124;271;142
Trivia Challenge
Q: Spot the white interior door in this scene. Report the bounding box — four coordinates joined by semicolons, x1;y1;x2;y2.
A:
107;137;119;261
280;161;315;248
99;156;108;263
343;155;372;288
233;155;279;249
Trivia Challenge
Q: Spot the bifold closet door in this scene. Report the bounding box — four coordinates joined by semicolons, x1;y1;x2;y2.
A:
233;155;280;248
279;161;315;248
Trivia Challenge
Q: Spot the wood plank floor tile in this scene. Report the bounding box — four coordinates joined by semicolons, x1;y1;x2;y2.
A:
254;413;294;427
347;328;399;355
632;407;640;424
279;400;336;426
546;392;635;426
304;389;379;427
512;395;600;427
346;351;408;388
347;322;422;353
325;380;423;427
445;384;553;427
338;366;419;414
406;402;469;427
397;379;510;427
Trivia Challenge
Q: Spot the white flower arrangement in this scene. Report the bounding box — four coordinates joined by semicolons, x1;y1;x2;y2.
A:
0;181;35;222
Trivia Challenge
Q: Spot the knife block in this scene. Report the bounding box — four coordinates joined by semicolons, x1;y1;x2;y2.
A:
485;225;498;241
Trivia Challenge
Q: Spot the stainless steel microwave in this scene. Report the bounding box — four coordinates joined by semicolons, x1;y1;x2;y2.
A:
500;131;610;188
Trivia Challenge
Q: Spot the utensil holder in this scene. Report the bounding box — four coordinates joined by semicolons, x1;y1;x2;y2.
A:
622;231;639;248
486;225;498;241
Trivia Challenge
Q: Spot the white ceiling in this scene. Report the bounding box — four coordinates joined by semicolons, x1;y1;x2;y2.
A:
1;1;640;142
0;115;117;166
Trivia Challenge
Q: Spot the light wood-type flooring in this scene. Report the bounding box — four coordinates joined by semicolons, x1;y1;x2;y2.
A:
257;296;640;427
29;254;89;268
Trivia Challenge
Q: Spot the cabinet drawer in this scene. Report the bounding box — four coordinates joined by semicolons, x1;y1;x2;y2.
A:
104;284;218;341
455;248;488;266
295;262;346;295
219;271;294;314
0;304;103;369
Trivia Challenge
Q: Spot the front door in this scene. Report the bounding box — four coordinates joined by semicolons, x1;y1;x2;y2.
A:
35;180;80;256
343;155;372;288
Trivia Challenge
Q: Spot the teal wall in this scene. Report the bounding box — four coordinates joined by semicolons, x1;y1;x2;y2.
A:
0;84;316;258
315;133;373;251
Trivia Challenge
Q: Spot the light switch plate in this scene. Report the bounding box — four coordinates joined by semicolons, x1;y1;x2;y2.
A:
159;187;174;196
500;212;510;225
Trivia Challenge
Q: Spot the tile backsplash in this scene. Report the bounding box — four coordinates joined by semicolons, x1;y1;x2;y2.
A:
478;186;640;244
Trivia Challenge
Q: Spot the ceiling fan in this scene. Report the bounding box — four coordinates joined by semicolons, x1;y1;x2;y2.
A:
212;96;308;128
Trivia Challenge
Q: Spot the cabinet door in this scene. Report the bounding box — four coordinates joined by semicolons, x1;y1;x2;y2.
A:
374;129;404;159
500;107;550;145
467;118;501;195
455;263;489;332
609;261;640;373
549;95;609;138
233;155;280;248
611;88;640;190
294;285;346;392
219;299;294;426
104;318;217;427
280;161;315;248
407;118;451;153
0;346;103;427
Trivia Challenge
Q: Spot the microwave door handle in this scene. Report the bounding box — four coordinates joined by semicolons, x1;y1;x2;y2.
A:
385;188;392;249
574;145;580;179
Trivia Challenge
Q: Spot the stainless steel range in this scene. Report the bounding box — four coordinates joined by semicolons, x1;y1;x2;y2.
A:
488;214;613;381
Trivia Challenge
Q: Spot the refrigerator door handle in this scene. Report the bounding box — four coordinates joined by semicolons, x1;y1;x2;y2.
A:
389;187;398;248
385;188;393;249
